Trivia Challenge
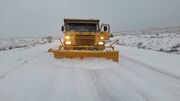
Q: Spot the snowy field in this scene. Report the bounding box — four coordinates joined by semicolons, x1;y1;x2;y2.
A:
0;36;55;51
112;33;180;53
112;26;180;54
0;37;180;101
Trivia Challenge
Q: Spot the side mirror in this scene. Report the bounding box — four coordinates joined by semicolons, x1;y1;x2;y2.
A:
101;24;110;32
61;26;65;32
103;26;108;32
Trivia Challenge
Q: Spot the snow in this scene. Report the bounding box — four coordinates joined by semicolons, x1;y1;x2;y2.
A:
0;36;55;51
0;37;180;101
118;46;180;80
112;33;180;53
53;58;119;70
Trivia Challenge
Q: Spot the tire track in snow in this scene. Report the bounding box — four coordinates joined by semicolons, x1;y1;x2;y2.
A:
118;56;180;96
121;55;180;81
38;71;58;101
0;51;46;79
110;69;151;101
20;68;58;101
89;70;126;101
89;70;148;101
116;60;180;100
118;63;180;97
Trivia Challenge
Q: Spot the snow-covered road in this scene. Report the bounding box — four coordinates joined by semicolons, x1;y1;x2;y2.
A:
0;42;180;101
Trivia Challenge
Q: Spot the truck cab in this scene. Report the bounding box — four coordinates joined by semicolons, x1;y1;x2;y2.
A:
61;18;110;50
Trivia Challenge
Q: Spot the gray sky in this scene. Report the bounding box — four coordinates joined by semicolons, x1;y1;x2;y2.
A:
0;0;180;38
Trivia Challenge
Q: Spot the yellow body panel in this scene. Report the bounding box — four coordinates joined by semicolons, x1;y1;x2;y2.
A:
53;50;119;62
64;31;109;48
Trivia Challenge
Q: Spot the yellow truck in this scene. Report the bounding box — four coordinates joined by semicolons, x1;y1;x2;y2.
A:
49;18;119;62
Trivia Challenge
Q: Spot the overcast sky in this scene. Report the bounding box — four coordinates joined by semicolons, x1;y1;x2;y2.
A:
0;0;180;38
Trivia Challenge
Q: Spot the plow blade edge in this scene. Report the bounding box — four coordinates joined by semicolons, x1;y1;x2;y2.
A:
53;50;119;62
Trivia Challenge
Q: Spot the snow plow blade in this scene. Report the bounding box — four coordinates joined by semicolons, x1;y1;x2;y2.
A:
52;50;119;62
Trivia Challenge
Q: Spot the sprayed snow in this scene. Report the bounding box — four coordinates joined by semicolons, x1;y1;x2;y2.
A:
52;58;119;70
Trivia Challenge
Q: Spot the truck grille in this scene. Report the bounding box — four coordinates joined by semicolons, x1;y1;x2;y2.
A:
75;35;95;45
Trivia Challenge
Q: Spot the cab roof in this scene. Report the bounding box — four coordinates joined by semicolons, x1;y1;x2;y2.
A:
64;18;99;24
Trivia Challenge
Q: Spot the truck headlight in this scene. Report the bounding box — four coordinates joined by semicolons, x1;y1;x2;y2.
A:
65;41;71;45
100;36;104;39
65;36;70;39
98;42;104;45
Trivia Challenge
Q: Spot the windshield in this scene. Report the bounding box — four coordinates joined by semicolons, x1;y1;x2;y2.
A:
66;23;98;32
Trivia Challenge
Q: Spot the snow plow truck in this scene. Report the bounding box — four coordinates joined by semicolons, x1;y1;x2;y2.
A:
48;18;119;62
